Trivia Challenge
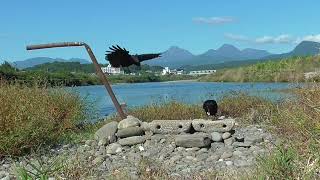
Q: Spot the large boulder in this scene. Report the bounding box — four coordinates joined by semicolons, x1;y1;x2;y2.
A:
175;134;211;148
118;115;141;130
192;119;235;133
95;121;118;143
118;136;146;146
116;127;145;138
149;120;192;134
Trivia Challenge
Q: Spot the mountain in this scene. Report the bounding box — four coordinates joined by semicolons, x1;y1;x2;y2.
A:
264;41;320;60
13;57;90;69
145;46;195;67
145;44;272;68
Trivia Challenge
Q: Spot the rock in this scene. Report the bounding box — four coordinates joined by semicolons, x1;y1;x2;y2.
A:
211;142;225;151
232;150;243;156
1;176;9;180
141;122;150;131
233;142;252;148
138;146;145;151
235;135;245;142
118;136;146;146
149;120;192;134
192;119;235;133
221;151;233;159
160;139;166;144
98;138;108;146
92;156;104;165
95;121;118;142
175;134;211;148
234;159;251;167
222;132;231;139
197;153;209;161
106;143;122;155
186;147;200;151
169;155;182;163
225;161;233;166
224;138;234;146
218;116;225;120
185;156;198;161
206;154;220;162
245;135;263;144
85;140;95;146
211;132;222;142
197;148;208;154
116;127;144;138
118;115;141;130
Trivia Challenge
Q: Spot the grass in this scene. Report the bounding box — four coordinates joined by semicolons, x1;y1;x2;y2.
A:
0;82;90;156
199;56;320;82
3;78;319;179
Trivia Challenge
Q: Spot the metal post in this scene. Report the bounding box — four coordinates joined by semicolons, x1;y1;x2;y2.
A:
26;42;127;119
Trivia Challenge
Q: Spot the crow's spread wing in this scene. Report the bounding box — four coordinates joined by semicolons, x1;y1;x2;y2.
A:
105;45;131;67
136;53;161;62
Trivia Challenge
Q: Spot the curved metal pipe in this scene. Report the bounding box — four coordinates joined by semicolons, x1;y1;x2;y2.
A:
26;42;127;120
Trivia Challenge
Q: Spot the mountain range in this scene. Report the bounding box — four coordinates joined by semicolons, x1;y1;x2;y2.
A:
145;44;272;68
12;41;320;69
147;41;320;68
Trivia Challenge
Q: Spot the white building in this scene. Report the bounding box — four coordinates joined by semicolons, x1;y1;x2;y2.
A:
162;67;171;75
189;69;216;76
101;64;124;75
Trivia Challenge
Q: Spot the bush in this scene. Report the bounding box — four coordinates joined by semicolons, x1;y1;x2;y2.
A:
0;83;87;156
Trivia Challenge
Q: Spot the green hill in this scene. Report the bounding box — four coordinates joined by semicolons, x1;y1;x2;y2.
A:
199;56;320;82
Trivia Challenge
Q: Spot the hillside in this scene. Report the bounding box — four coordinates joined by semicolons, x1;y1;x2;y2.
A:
25;62;96;73
199;55;320;82
264;41;320;60
13;57;90;69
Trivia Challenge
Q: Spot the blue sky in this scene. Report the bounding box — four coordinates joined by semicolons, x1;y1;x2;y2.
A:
1;0;320;63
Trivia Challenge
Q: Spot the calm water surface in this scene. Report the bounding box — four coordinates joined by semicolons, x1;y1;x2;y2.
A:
68;81;300;117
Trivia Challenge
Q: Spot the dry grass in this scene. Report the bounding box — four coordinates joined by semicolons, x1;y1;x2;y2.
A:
108;101;208;122
218;92;275;124
0;83;87;156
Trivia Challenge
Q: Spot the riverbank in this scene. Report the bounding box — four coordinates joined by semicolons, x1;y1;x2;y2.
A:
0;83;319;179
0;61;197;86
199;56;320;83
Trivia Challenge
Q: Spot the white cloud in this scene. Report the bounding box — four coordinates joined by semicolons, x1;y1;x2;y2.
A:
224;33;249;41
254;34;294;44
300;34;320;43
193;17;234;25
225;33;296;44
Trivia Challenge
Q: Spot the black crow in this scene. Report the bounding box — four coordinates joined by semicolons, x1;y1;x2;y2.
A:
105;45;161;67
203;100;218;116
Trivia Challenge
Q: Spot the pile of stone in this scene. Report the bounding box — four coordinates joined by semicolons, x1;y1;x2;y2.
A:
95;115;263;150
0;115;275;179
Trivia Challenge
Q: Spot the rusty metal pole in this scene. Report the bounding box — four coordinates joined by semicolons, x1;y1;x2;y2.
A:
26;42;127;119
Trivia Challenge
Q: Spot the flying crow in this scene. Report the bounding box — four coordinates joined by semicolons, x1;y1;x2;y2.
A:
105;45;161;67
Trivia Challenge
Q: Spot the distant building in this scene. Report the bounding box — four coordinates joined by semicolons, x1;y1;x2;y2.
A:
162;67;171;75
101;64;124;75
176;69;184;75
161;67;185;75
189;69;216;75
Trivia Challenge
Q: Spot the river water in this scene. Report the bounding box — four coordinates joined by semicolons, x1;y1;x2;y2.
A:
67;81;300;117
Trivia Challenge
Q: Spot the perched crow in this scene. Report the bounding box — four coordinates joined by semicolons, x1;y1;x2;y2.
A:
105;45;161;67
203;100;218;116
